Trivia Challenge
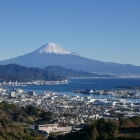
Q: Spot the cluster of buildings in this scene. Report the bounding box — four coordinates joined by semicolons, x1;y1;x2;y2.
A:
0;79;68;86
0;87;140;134
74;88;140;98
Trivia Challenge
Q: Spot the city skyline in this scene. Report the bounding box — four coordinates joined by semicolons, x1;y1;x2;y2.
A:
0;0;140;66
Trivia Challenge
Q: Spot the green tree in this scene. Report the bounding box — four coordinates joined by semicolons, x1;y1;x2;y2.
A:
25;105;38;117
130;116;140;126
0;119;8;128
92;126;99;140
104;120;119;138
119;118;136;128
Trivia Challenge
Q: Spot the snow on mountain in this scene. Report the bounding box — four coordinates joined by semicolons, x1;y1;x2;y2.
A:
0;42;140;75
36;43;79;56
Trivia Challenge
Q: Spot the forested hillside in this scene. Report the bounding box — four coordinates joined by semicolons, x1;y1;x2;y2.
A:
0;64;65;82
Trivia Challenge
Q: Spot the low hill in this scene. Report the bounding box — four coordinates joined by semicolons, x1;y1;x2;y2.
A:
0;64;65;82
0;101;53;124
45;65;114;77
0;102;52;139
49;117;140;140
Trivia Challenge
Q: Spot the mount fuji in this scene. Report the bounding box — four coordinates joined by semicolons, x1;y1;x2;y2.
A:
36;43;79;56
0;42;140;75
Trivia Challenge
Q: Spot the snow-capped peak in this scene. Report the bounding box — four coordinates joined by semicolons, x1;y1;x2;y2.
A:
37;43;79;56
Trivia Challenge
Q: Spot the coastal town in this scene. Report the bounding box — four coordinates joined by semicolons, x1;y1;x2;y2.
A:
0;86;140;135
0;79;68;86
1;0;140;139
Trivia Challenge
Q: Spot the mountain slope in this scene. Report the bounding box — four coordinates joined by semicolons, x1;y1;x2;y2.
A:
0;43;140;75
0;74;28;82
45;65;113;77
0;64;65;81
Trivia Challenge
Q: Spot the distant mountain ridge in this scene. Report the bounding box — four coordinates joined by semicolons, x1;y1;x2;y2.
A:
45;65;113;77
0;43;140;75
0;64;65;82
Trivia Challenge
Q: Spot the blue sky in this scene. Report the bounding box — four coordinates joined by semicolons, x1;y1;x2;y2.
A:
0;0;140;66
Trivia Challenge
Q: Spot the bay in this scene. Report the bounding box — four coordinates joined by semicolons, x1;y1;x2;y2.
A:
7;78;140;101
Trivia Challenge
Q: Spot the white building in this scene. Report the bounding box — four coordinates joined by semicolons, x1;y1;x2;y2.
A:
9;91;16;98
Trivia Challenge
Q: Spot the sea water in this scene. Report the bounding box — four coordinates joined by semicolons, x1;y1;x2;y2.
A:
7;78;140;101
